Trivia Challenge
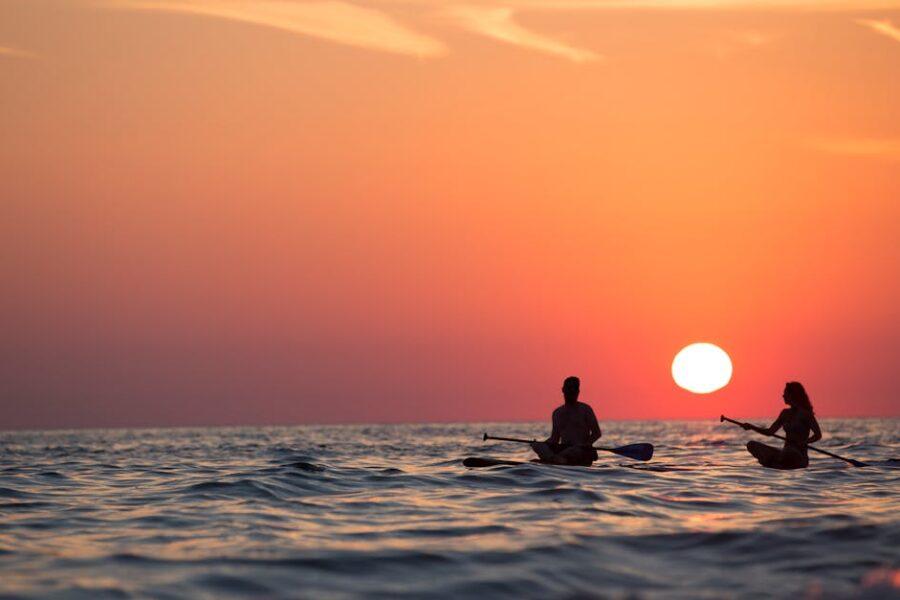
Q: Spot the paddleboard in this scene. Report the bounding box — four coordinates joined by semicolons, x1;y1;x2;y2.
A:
462;457;534;467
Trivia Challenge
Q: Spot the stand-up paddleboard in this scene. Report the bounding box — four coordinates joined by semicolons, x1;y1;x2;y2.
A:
462;457;596;468
480;434;653;462
462;457;535;468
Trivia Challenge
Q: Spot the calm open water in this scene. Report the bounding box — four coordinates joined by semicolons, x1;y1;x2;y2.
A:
1;419;898;599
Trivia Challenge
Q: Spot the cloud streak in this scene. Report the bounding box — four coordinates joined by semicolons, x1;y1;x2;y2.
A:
112;0;446;58
445;5;599;62
811;138;900;161
97;0;900;64
442;0;900;10
857;18;900;43
0;46;37;59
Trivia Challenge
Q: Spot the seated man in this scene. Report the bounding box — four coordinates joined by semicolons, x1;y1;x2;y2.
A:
530;376;601;466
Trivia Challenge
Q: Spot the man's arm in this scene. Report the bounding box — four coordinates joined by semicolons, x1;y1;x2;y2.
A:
545;411;560;445
587;406;601;445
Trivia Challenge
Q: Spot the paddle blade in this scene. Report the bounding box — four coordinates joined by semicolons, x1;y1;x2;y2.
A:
608;443;654;461
848;459;868;468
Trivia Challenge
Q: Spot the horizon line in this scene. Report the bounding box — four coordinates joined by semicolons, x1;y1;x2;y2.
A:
2;414;897;435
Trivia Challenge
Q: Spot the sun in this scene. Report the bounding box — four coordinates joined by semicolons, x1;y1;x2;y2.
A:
672;343;732;394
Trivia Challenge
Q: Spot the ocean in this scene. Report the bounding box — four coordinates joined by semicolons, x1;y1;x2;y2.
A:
1;419;897;599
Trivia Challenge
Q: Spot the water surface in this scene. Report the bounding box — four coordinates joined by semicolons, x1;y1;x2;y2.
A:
1;419;898;598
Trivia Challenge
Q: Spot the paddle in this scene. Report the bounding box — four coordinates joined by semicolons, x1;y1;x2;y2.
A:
720;415;867;468
482;433;654;462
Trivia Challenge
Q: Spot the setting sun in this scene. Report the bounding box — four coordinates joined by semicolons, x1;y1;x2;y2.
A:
672;343;733;394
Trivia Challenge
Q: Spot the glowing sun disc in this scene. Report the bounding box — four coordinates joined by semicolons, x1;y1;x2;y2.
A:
672;343;732;394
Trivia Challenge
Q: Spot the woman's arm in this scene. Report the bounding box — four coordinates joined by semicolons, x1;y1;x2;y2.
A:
808;415;822;444
743;411;785;435
760;411;786;436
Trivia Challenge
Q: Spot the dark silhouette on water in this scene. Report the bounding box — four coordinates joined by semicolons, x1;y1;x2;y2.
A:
474;434;653;463
731;382;824;469
721;414;867;468
530;376;602;466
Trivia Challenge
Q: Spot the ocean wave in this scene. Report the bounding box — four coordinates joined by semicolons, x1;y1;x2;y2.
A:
0;419;896;599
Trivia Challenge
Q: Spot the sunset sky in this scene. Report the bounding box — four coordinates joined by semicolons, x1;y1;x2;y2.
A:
1;0;898;429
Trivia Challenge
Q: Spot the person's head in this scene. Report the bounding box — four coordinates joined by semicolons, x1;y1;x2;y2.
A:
783;381;814;414
562;376;580;404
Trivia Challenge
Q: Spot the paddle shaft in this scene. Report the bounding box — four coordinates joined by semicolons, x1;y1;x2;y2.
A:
720;415;866;467
482;434;615;453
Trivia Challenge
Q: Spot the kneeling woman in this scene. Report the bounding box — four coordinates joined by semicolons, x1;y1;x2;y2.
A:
743;382;822;470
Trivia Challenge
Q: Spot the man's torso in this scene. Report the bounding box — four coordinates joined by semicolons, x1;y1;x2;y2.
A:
554;402;594;446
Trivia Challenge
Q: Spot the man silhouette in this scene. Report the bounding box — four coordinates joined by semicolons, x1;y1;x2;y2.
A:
531;376;601;466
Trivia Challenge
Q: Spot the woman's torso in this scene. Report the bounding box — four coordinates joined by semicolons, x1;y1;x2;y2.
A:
781;408;812;454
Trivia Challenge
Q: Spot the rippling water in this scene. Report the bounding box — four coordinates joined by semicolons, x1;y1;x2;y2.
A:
1;420;898;599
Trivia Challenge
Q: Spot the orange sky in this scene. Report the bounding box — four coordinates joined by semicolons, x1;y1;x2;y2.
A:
1;0;898;429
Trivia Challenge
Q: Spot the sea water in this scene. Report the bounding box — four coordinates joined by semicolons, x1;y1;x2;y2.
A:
1;420;898;599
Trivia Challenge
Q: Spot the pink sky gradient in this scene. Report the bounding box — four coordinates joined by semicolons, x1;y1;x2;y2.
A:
1;1;898;429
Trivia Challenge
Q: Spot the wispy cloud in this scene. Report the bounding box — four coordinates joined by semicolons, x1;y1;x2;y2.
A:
710;28;776;59
856;18;900;43
463;0;900;10
112;0;446;58
0;46;37;60
97;0;900;64
727;30;773;47
445;5;599;62
811;137;900;161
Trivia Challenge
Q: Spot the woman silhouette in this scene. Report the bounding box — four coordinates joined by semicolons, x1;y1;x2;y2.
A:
743;382;822;469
